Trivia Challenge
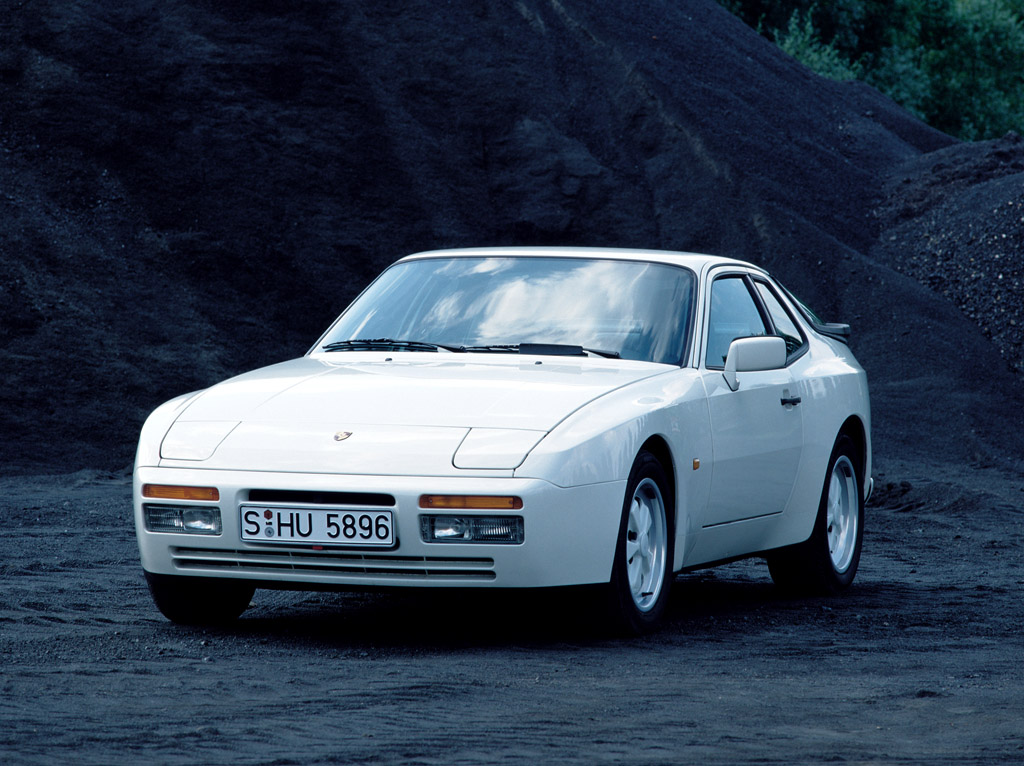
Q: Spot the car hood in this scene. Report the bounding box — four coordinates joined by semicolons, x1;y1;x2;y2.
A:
158;354;669;474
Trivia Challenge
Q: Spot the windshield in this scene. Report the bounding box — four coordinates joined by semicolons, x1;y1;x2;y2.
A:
316;256;695;365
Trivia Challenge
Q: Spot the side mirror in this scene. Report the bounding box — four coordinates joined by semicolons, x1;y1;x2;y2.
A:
722;336;786;391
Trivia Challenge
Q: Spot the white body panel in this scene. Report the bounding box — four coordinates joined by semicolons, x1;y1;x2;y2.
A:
684;332;870;567
173;354;666;433
700;365;804;527
134;247;872;593
157;355;667;477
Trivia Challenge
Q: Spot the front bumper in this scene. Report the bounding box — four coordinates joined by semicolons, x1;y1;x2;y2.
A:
134;467;625;589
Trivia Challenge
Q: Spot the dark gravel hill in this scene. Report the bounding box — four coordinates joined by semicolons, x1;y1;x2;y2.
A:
873;133;1024;374
1;0;1021;473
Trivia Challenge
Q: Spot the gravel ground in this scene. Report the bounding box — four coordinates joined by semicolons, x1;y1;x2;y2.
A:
2;462;1023;765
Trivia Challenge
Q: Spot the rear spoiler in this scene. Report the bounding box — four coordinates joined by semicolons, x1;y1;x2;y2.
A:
813;322;851;344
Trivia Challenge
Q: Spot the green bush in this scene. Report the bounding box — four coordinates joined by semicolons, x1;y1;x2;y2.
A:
717;0;1024;140
776;9;862;80
863;45;930;121
921;0;1024;139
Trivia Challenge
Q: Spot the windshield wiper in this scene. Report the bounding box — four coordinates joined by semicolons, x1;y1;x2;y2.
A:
461;342;620;358
460;344;520;353
324;339;620;358
322;338;464;353
578;346;621;359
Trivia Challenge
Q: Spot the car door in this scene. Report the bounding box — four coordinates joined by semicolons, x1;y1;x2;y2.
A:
699;272;804;528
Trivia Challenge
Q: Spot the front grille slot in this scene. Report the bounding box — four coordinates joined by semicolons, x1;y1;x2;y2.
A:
171;546;496;581
247;489;395;507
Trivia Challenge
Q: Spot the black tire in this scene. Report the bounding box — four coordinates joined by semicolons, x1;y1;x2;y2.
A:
767;433;864;595
606;450;674;634
144;571;255;625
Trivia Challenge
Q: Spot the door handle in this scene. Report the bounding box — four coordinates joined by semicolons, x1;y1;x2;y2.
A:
780;396;801;407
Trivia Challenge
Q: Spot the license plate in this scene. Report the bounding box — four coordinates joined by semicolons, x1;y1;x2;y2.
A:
240;505;395;546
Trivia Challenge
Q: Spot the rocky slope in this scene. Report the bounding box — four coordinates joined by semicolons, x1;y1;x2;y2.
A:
0;0;1021;473
872;133;1024;374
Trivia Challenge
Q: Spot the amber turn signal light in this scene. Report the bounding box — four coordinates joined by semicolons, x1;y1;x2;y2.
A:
142;484;220;502
419;494;523;510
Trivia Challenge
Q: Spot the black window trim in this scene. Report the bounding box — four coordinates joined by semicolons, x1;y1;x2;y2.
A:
702;269;808;370
703;272;772;370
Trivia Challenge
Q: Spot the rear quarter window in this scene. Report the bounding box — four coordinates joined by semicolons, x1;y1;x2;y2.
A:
754;280;807;359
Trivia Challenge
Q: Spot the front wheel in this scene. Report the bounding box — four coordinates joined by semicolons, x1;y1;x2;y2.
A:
767;434;864;595
606;451;673;634
144;571;255;625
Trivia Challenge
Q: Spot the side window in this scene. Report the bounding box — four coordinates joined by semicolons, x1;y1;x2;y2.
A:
754;281;807;358
705;276;769;368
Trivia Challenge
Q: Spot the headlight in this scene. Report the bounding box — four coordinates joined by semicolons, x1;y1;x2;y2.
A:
452;428;545;469
160;421;239;461
419;515;524;544
144;504;223;535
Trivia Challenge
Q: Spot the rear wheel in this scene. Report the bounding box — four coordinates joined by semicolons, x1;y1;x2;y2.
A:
767;434;863;594
606;451;673;634
144;571;255;625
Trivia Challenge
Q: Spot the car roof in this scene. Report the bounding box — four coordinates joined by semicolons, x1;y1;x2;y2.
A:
397;246;764;274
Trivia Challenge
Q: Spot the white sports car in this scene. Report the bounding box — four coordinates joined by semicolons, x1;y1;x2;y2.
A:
134;247;871;632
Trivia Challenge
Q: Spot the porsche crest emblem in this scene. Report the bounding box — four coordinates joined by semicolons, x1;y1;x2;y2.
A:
333;431;353;442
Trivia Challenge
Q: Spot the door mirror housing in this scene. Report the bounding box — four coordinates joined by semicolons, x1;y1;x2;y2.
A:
722;336;787;391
